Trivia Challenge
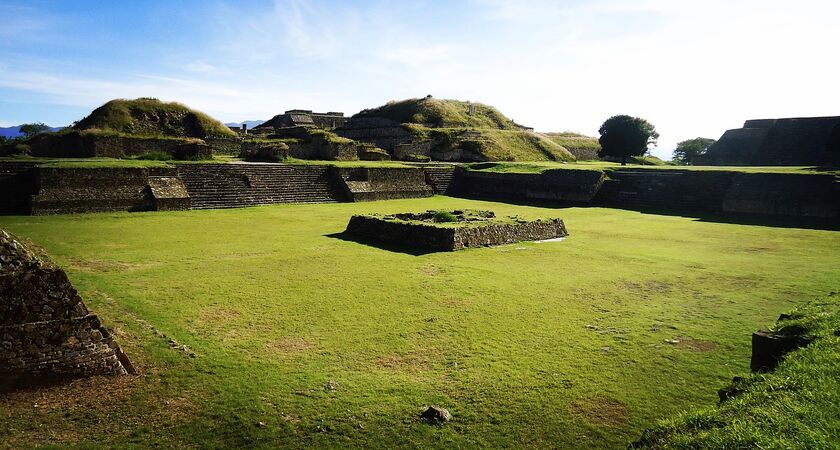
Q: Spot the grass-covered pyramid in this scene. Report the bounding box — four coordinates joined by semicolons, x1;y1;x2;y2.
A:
339;96;575;162
73;97;235;139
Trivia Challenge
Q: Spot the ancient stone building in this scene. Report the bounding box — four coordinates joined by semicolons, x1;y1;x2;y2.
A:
255;110;347;132
703;116;840;166
0;230;132;391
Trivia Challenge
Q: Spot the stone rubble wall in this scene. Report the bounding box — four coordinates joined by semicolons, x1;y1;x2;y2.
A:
345;215;568;251
336;167;434;201
29;167;190;215
0;230;131;390
457;168;606;203
703;116;840;166
452;219;568;250
0;162;38;215
2;161;837;221
596;169;839;219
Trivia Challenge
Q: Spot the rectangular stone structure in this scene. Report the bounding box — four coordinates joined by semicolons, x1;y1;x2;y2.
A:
345;210;568;251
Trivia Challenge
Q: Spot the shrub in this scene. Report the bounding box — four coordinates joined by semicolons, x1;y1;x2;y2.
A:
433;211;458;223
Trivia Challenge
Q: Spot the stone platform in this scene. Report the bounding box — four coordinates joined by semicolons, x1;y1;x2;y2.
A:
345;209;568;251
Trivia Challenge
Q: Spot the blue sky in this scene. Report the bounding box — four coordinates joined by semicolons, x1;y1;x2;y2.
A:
2;0;839;158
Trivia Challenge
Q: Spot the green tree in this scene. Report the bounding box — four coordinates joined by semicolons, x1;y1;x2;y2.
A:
18;122;50;138
598;115;659;165
672;137;716;165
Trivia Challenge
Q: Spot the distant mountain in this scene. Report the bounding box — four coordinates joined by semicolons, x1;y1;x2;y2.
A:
225;120;265;130
0;125;62;139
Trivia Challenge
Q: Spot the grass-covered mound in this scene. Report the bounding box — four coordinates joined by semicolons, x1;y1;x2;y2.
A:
632;295;840;449
355;97;519;130
545;132;601;152
348;97;575;162
73;98;235;138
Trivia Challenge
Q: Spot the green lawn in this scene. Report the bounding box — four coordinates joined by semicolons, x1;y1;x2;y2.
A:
1;197;838;448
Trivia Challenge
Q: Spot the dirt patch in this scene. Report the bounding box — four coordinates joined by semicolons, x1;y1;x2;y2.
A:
442;297;473;308
419;264;443;277
676;336;719;352
67;258;142;273
569;397;629;427
199;306;242;323
264;337;315;354
0;371;199;447
376;351;438;372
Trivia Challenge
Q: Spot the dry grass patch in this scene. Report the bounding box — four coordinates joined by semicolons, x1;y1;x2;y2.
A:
66;258;143;273
570;397;629;428
264;337;316;354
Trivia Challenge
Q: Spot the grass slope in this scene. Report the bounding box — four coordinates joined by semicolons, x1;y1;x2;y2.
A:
544;132;601;151
73;98;236;138
355;97;518;130
633;296;840;449
0;200;838;448
354;98;575;162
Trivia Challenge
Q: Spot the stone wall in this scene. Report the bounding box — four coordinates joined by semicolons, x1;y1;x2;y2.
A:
204;137;242;156
335;118;416;152
0;230;131;391
336;167;434;201
703;116;840;166
565;147;600;161
596;169;839;219
345;214;568;251
457;167;605;203
0;163;38;215
29;167;190;215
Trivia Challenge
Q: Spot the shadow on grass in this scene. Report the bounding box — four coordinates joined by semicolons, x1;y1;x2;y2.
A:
324;232;442;256
448;194;840;231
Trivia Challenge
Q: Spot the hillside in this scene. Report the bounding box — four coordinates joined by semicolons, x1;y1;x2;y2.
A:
544;132;601;161
354;97;520;130
343;97;575;162
73;98;235;138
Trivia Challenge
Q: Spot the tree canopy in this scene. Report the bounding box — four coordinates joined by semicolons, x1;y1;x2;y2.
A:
672;137;716;165
598;115;659;165
18;122;51;138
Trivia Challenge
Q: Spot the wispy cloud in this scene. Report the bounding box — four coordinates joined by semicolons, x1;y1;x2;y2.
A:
1;0;839;158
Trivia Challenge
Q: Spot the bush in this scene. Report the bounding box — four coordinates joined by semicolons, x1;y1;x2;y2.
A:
433;211;458;223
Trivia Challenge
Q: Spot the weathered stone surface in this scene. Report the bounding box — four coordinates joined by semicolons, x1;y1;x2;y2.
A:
458;167;605;203
421;406;452;424
345;210;568;251
0;230;132;391
703;116;840;166
336;167;434;201
240;140;290;162
174;141;213;160
28;167;191;215
750;329;812;373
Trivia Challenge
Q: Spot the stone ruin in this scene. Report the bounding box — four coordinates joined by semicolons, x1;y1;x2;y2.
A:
0;230;133;391
345;209;568;251
253;109;347;134
703;116;840;166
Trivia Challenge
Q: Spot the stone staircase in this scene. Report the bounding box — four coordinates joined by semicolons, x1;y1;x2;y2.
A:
177;163;346;209
423;166;458;194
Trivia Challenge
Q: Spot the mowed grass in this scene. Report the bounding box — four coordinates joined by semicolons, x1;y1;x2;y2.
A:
0;197;838;448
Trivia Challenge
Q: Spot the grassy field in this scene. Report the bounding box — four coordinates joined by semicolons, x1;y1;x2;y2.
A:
0;198;838;448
